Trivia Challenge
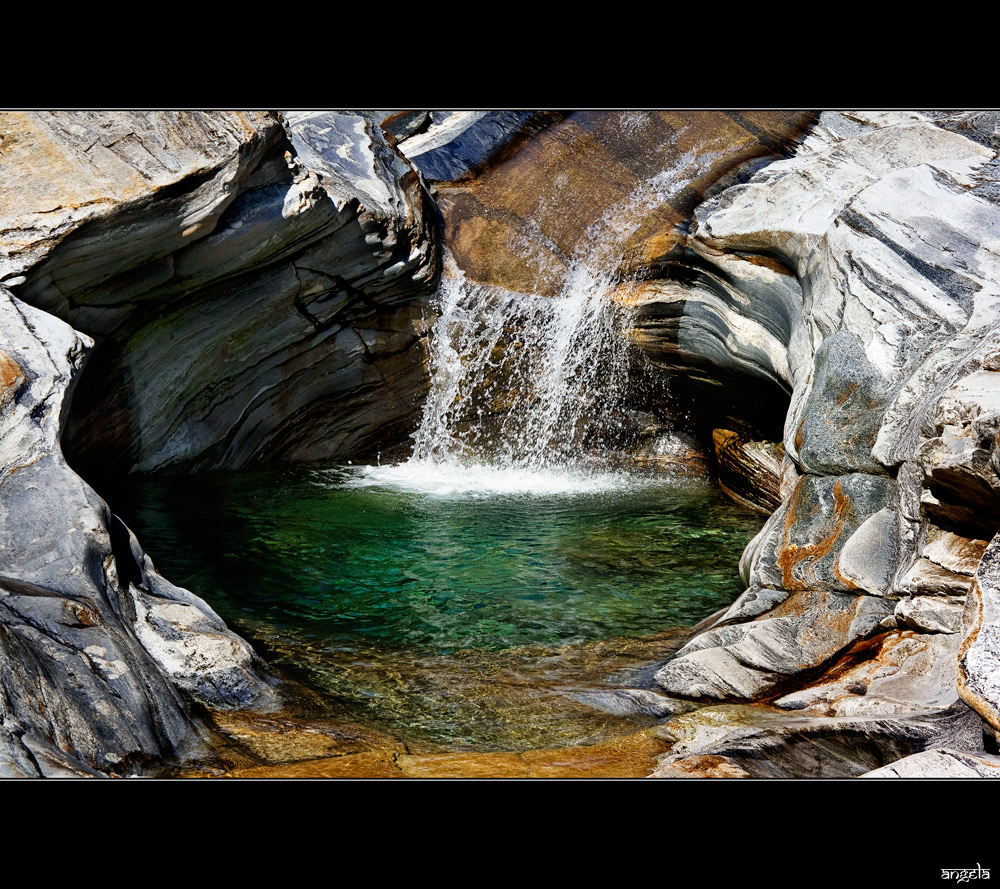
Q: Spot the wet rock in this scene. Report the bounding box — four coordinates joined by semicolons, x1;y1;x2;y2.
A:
395;111;558;183
570;688;696;719
417;111;816;299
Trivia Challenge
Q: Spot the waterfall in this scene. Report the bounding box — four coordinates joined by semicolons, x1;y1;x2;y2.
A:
408;252;631;470
362;161;706;494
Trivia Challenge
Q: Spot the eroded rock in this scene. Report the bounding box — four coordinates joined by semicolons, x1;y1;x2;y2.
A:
648;113;1000;752
0;287;276;776
4;111;438;483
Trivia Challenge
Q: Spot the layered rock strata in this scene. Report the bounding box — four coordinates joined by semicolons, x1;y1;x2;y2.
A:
3;111;437;484
396;110;817;451
0;110;439;775
635;111;1000;774
0;285;275;776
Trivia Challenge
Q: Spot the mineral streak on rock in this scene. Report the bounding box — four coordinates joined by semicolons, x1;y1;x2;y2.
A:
646;111;1000;769
711;429;783;515
410;111;817;300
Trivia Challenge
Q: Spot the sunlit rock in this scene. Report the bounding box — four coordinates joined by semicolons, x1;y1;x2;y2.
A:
860;747;1000;778
651;112;1000;744
3;110;438;483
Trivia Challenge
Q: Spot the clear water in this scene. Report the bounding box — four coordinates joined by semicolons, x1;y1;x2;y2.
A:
114;462;762;752
117;463;761;655
114;153;765;757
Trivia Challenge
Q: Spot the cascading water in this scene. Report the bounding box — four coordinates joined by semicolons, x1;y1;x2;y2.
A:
111;148;765;763
408;254;631;469
363;163;704;494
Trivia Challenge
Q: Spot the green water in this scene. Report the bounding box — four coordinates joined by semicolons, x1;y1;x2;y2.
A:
112;461;763;751
114;463;761;653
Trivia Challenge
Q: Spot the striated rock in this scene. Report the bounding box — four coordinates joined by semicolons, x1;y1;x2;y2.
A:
3;111;438;483
395;111;558;183
653;700;984;778
772;630;963;716
958;532;1000;733
655;588;893;700
0;286;275;776
648;112;1000;747
0;110;443;776
860;747;1000;777
628;245;803;442
712;428;783;515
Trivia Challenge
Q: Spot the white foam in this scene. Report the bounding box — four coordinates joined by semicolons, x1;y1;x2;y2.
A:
345;459;638;498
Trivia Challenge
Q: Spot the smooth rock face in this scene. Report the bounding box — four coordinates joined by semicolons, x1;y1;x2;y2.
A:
653;700;984;778
410;111;816;299
646;111;1000;760
3;111;438;483
772;630;963;717
0;286;275;776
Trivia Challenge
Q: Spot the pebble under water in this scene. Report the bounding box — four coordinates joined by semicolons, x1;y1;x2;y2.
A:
113;461;764;754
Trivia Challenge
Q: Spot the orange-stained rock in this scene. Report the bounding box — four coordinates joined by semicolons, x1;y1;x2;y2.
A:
429;111;817;297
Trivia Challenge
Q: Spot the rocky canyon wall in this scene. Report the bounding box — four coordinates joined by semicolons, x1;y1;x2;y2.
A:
6;109;1000;778
626;111;1000;776
0;110;439;774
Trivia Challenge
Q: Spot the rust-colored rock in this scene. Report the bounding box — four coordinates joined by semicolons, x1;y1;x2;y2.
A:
431;111;817;297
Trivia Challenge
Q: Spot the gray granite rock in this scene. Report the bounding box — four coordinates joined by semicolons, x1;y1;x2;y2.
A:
860;746;1000;777
646;113;1000;739
653;700;983;778
0;110;442;775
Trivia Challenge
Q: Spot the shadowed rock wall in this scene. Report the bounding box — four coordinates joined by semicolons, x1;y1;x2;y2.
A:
0;110;440;775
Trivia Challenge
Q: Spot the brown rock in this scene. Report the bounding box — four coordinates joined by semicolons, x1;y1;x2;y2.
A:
431;111;817;297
